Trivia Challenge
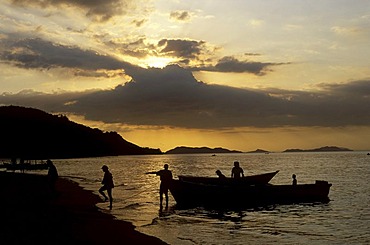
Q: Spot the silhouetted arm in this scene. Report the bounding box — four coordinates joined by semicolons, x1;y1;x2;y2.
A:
146;171;158;175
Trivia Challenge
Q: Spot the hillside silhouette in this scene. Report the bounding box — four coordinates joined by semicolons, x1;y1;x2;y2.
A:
0;106;161;159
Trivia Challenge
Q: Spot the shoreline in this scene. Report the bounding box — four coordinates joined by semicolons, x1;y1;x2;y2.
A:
0;171;168;244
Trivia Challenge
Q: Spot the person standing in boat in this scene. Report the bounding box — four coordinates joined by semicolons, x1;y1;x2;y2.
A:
146;164;173;209
231;161;244;178
99;165;114;210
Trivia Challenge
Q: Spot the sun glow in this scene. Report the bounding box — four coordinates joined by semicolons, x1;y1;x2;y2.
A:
144;56;174;68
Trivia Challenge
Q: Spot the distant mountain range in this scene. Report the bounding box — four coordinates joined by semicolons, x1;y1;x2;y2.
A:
0;106;161;159
166;146;353;154
165;146;242;154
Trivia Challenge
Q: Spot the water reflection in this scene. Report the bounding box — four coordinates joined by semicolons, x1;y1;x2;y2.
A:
171;202;332;224
55;152;370;245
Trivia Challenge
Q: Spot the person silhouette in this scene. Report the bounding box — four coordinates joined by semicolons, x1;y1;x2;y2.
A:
146;164;173;209
99;165;114;209
47;159;58;195
292;174;297;186
216;170;226;179
231;161;244;178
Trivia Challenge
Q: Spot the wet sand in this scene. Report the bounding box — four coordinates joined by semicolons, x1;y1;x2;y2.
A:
0;171;167;245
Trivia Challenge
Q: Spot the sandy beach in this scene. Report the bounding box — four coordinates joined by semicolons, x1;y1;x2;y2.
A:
0;171;167;245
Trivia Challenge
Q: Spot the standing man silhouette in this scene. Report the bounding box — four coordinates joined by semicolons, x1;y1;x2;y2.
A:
99;165;114;209
147;164;173;209
47;159;58;196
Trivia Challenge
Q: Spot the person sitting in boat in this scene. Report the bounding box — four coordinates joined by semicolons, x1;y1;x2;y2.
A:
146;164;173;209
292;174;297;186
231;161;244;178
216;170;226;179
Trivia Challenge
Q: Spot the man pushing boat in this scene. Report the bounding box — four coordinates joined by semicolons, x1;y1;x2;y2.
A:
146;164;173;209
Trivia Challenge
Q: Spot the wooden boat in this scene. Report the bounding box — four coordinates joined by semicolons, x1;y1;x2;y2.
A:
178;170;279;186
169;179;332;208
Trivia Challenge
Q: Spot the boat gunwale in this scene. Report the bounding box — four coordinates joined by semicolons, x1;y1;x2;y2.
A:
178;170;279;180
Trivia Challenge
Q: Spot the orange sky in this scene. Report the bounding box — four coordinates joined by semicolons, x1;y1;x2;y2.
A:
1;0;370;152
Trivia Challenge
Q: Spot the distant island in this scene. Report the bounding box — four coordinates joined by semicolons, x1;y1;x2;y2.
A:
246;149;270;154
283;146;352;153
165;146;353;154
165;146;242;154
0;105;162;159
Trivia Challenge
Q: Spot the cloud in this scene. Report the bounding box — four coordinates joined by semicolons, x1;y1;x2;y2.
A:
106;37;215;67
9;0;139;22
131;19;147;27
106;37;155;59
194;56;288;75
170;10;192;22
99;36;281;75
157;39;206;59
317;80;370;97
2;65;370;129
104;37;282;75
245;53;261;56
248;19;264;28
331;26;363;36
0;37;134;77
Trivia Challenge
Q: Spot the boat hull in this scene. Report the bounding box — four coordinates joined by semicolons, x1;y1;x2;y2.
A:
178;170;279;186
169;180;332;208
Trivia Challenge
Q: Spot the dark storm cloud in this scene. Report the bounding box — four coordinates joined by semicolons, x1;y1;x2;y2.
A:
195;56;288;75
10;0;135;22
318;80;370;96
0;38;134;76
2;65;370;129
157;39;206;59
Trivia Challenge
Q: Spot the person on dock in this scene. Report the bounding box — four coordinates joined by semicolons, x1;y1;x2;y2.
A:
146;164;173;209
99;165;114;209
216;170;226;179
47;159;58;195
292;174;297;186
231;161;244;178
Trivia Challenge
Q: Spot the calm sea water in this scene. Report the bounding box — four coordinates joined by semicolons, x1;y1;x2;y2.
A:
53;152;370;245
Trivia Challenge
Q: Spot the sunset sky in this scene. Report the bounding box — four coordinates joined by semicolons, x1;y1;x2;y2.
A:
1;0;370;152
